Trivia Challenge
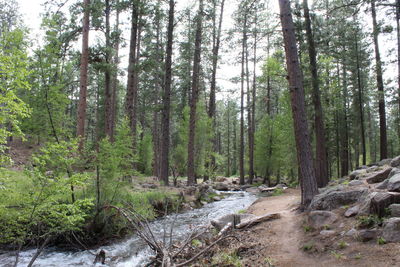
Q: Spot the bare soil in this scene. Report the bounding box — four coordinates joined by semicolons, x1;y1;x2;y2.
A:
203;188;400;267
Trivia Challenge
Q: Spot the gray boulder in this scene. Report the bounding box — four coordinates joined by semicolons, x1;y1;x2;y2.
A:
366;167;392;184
349;180;364;186
357;229;380;242
383;217;400;242
345;228;358;237
390;156;400;168
387;174;400;192
320;230;336;237
308;210;338;229
310;188;367;210
211;213;256;231
358;192;379;216
377;158;392;166
366;166;379;173
370;192;400;217
214;183;229;191
376;179;389;190
389;168;400;179
349;169;365;180
344;205;359;217
389;204;400;217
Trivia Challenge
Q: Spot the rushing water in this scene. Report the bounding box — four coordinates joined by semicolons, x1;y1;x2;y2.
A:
0;191;257;267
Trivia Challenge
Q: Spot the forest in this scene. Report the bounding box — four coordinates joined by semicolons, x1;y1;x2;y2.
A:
0;0;399;266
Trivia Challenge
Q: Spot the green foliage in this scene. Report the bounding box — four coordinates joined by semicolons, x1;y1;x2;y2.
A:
272;188;284;196
302;241;314;251
138;130;154;176
337;240;348;249
357;215;382;229
212;250;242;267
0;28;30;165
377;237;386;245
303;225;313;233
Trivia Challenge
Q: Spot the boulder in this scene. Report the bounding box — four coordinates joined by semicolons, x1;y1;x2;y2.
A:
358;192;379;216
370;192;400;217
349;180;364;186
366;167;393;184
213;196;221;201
345;228;358;237
376;179;389;190
308;211;338;229
349;169;365;180
211;213;256;231
383;217;400;242
377;158;392;166
344;205;359;217
366;166;379;173
310;188;367;211
389;204;400;217
320;230;336;237
390;156;400;168
214;183;229;191
387;174;400;192
245;187;260;193
389;168;400;179
357;229;380;242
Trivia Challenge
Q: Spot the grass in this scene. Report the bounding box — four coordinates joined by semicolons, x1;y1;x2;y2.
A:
302;241;314;251
331;251;345;260
337;241;348;249
303;225;313;233
377;237;386;245
357;215;382;229
272;188;284;196
237;209;246;214
212;250;242;267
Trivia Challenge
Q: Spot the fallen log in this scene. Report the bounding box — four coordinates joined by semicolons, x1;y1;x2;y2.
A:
236;213;281;229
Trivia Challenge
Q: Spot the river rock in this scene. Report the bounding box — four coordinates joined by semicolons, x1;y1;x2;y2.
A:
366;167;392;184
214;183;229;191
358;229;380;242
389;204;400;217
391;156;400;168
344;205;359;217
387;174;400;192
211;213;256;231
308;211;338;229
213;196;221;201
383;218;400;242
377;158;392;166
310;188;367;211
349;169;365;180
349;180;364;186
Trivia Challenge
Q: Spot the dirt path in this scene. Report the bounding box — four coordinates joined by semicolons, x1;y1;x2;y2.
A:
243;189;326;267
235;189;400;267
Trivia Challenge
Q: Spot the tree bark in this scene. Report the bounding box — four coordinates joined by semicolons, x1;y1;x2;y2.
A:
104;0;112;138
396;0;400;150
110;2;120;142
77;0;90;150
160;0;175;186
239;13;247;186
187;0;203;185
125;0;139;150
279;0;318;207
371;0;388;160
303;0;328;187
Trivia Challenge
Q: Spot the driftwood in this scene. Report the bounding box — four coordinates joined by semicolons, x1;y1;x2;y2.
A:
236;213;281;229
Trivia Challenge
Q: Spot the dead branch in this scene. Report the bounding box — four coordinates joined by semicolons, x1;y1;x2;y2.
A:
236;213;281;229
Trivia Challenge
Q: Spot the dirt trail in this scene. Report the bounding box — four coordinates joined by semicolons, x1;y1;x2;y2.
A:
238;189;400;267
244;189;326;267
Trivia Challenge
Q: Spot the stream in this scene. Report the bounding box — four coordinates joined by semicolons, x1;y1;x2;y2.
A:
0;191;257;267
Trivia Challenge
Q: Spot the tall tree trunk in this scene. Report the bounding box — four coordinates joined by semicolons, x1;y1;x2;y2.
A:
249;15;257;185
187;0;203;186
371;0;388;160
207;0;225;179
239;13;247;186
104;0;112;138
125;0;139;150
160;0;175;186
77;0;90;150
110;2;120;142
227;101;231;177
397;0;400;150
279;0;318;208
354;29;366;166
340;61;349;177
303;0;328;187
